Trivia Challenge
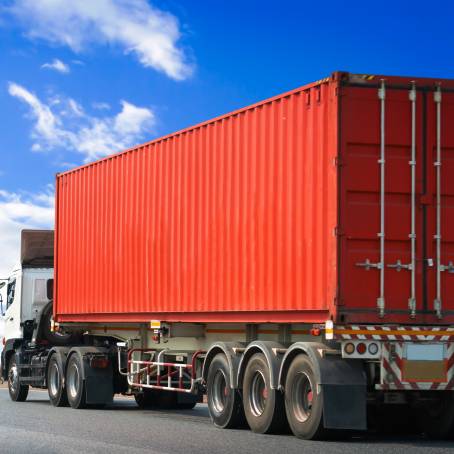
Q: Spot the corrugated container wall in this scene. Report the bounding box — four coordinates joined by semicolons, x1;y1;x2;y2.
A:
55;76;339;323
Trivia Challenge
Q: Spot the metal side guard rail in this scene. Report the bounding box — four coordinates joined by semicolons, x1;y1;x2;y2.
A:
118;348;206;394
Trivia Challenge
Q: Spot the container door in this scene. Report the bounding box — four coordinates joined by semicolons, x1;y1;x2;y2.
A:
425;89;454;319
339;83;426;324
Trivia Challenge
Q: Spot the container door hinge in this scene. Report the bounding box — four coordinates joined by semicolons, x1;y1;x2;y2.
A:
333;156;344;167
334;226;344;237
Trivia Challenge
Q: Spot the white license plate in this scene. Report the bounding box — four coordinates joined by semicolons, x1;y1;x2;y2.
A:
406;343;444;361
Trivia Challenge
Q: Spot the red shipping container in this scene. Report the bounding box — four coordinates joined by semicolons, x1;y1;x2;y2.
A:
54;72;454;325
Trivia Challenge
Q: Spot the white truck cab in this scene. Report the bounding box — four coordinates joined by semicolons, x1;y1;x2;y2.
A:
1;230;54;345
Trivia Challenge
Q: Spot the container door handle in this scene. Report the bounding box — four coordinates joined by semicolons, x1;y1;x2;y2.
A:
387;260;412;272
356;259;382;271
440;262;454;274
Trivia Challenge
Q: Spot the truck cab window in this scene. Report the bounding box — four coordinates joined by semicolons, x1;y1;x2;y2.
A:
6;279;16;310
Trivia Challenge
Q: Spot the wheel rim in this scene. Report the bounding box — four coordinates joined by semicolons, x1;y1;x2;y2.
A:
250;370;267;417
67;362;80;399
8;362;18;394
292;372;314;423
212;369;228;414
49;362;61;397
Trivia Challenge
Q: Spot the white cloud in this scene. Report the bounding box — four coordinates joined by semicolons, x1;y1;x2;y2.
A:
92;102;111;111
8;82;155;162
41;58;70;74
0;188;54;277
8;0;193;80
67;99;84;117
8;82;69;150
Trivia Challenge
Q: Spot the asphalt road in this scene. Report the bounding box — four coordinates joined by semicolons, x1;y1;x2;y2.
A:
0;388;454;454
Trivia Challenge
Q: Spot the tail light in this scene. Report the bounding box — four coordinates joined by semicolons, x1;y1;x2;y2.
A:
368;342;379;355
89;357;110;369
344;342;355;355
356;342;367;354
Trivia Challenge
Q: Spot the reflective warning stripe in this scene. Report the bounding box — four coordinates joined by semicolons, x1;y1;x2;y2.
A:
334;325;454;341
376;342;454;391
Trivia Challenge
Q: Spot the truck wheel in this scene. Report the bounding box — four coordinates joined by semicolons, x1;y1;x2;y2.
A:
284;354;327;440
417;394;454;439
66;354;87;409
207;353;245;428
8;355;29;402
47;355;68;407
135;389;157;409
242;353;287;433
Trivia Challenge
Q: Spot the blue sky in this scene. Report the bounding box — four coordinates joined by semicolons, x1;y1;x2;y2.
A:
0;0;453;275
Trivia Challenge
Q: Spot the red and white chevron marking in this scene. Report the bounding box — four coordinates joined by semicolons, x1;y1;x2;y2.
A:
334;325;454;341
376;342;454;391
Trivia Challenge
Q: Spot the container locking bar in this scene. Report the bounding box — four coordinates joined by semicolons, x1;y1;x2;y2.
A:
356;80;387;318
377;79;386;318
434;86;442;319
408;82;417;318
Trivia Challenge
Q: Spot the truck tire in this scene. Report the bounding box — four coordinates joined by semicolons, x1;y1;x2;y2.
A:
156;391;197;409
207;353;245;429
417;394;454;439
135;389;157;409
42;305;80;346
176;401;197;410
66;354;87;409
47;354;68;407
8;355;29;402
242;353;287;433
284;354;328;440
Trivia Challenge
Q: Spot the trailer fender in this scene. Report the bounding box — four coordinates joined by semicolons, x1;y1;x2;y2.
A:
202;342;245;389
237;341;285;390
66;347;113;405
278;342;367;431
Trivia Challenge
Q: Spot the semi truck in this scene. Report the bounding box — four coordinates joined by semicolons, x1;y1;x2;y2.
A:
2;71;454;440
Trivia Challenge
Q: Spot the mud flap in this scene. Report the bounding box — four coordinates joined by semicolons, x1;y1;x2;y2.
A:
319;357;367;431
68;347;114;405
85;375;114;405
322;384;367;430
